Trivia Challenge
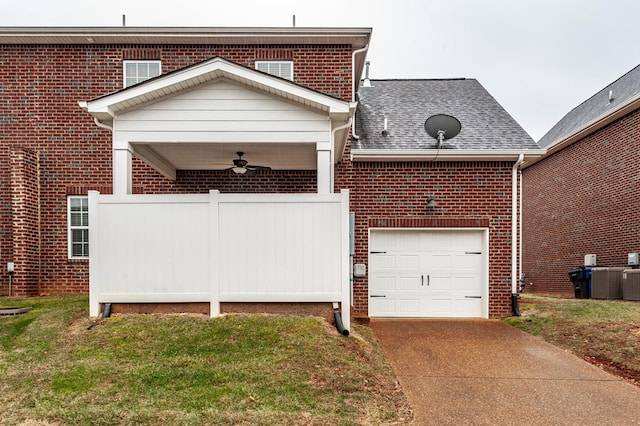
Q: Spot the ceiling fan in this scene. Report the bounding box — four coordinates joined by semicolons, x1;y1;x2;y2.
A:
228;152;271;174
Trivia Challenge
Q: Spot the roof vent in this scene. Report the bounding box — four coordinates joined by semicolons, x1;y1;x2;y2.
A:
381;117;389;136
608;90;614;104
363;61;372;87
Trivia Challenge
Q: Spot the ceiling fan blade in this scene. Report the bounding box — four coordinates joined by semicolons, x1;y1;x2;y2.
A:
246;164;272;171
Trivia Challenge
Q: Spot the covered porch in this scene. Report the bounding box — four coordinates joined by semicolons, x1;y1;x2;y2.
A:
81;57;355;330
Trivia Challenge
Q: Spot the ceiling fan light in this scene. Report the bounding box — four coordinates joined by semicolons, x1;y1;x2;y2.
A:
232;166;248;174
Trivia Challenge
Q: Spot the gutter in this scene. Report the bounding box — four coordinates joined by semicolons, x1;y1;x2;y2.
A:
511;154;525;316
350;149;545;162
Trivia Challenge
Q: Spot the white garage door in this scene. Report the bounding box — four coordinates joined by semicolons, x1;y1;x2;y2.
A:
368;229;487;318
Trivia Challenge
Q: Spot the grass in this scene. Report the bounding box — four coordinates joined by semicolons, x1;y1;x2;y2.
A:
0;296;411;425
504;293;640;385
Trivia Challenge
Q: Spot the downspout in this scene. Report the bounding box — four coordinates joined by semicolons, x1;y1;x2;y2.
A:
511;154;525;316
333;302;349;336
330;117;353;191
350;44;369;147
519;164;523;291
351;43;369;103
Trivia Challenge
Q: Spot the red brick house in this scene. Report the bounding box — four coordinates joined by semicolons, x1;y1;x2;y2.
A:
1;26;542;329
522;64;640;294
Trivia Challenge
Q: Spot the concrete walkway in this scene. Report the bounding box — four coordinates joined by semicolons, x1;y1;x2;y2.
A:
370;319;640;425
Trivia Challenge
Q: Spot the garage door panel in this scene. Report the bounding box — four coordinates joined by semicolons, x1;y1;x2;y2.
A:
397;254;420;269
454;254;482;269
455;276;481;291
375;276;397;291
453;298;483;317
430;275;452;290
398;276;420;290
374;255;396;268
369;229;486;318
429;298;452;315
431;254;453;268
370;297;396;315
397;298;420;314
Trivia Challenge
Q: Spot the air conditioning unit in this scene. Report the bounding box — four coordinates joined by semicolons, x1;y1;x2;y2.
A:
622;269;640;301
591;267;625;299
584;254;597;266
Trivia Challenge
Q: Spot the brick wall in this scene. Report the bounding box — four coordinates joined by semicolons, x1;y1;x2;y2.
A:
8;147;39;296
522;109;640;294
0;43;352;296
341;160;517;318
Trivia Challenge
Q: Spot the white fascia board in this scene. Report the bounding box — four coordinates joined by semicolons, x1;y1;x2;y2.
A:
83;57;353;118
351;149;547;162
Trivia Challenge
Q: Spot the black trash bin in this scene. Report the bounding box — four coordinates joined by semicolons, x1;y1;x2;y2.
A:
568;267;589;298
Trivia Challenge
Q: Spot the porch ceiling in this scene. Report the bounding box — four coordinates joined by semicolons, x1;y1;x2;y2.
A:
133;142;317;171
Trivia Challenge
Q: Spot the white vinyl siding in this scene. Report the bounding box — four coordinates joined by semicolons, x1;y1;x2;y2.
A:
124;60;161;87
256;60;293;80
68;196;89;258
114;80;330;144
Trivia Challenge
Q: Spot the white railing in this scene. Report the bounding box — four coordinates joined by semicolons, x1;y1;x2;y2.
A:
88;189;350;330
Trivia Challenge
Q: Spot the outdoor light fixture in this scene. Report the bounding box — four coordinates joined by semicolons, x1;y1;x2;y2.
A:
232;165;248;174
426;196;437;208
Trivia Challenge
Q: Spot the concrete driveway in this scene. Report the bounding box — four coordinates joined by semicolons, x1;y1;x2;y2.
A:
370;319;640;425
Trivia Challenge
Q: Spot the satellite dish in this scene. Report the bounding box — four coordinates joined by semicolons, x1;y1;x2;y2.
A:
424;114;462;147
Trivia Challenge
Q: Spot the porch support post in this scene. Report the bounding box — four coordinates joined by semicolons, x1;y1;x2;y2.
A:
113;141;132;195
316;142;332;194
88;191;100;317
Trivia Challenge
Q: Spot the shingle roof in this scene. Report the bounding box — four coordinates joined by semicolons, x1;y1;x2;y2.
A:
538;64;640;148
353;79;537;150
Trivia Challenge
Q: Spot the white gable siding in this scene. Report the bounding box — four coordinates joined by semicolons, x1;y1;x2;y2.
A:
115;80;330;144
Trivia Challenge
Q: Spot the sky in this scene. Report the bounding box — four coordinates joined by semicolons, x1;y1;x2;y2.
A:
2;0;640;141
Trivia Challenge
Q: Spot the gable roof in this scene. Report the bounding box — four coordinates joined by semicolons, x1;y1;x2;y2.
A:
352;79;540;161
537;64;640;149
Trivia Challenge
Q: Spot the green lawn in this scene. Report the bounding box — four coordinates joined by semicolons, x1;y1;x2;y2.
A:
0;296;410;425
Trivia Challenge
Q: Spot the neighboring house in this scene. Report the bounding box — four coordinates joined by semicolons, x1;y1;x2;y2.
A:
522;64;640;294
0;26;542;330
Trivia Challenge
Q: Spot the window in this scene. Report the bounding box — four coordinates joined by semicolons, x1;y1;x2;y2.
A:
123;60;161;87
255;61;293;81
68;196;89;259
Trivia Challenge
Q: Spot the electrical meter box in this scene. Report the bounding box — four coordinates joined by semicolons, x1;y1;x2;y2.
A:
353;263;366;278
628;253;639;266
584;254;597;267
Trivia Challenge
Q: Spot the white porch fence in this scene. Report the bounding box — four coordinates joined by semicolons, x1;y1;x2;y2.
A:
88;189;350;330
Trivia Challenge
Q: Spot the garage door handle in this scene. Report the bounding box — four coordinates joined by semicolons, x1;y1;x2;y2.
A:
465;296;482;299
370;251;387;254
370;295;386;298
421;275;429;286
